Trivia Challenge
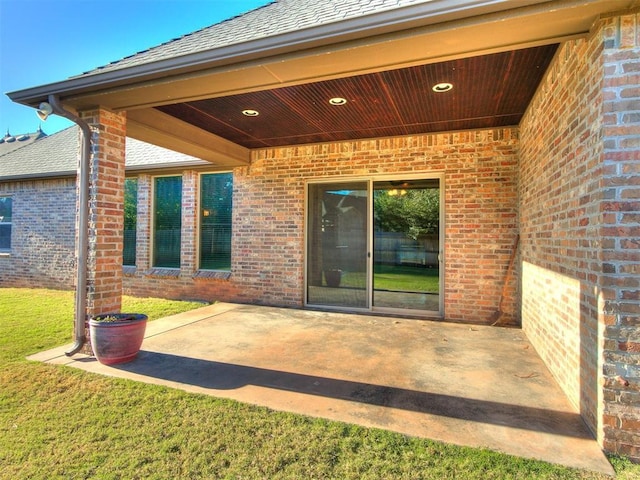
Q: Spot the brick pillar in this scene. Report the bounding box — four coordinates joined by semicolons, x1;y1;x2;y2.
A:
80;108;127;318
181;170;198;274
136;174;152;270
600;11;640;462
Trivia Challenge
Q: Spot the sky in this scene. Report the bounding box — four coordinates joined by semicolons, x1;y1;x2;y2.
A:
0;0;271;135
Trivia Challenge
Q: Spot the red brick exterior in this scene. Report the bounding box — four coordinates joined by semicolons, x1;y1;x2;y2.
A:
520;11;640;461
123;129;520;324
81;108;127;316
2;8;638;462
601;12;640;461
519;31;604;441
181;171;199;274
0;178;76;288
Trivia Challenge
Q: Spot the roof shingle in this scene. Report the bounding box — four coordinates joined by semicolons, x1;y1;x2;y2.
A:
0;127;208;180
0;129;47;157
82;0;431;77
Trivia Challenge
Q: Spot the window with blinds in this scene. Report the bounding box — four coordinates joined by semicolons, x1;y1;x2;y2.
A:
200;173;232;271
0;196;12;251
123;178;137;266
153;176;182;268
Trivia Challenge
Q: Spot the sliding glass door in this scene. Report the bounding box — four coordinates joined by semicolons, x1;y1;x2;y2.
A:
306;182;368;309
372;179;441;312
306;176;442;316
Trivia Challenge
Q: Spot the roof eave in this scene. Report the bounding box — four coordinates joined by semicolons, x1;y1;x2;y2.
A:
0;171;77;182
7;0;551;108
125;161;213;173
0;162;216;182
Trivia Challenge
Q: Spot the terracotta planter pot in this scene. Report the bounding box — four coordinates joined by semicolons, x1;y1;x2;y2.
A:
89;313;148;365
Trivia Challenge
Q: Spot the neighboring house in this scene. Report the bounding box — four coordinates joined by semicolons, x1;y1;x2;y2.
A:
5;0;639;461
0;127;214;288
0;129;49;255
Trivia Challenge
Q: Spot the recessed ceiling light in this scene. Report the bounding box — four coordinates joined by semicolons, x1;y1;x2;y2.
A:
329;97;348;106
242;109;260;117
432;82;453;93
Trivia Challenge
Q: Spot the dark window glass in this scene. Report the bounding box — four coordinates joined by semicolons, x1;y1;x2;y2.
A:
0;196;12;250
154;176;182;268
123;178;137;266
200;173;232;270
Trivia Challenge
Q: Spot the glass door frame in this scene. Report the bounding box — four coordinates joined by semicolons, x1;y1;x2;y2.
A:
304;178;372;312
304;173;445;318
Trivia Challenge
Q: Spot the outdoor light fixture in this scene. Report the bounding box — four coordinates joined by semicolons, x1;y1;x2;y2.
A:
36;102;54;121
242;109;260;117
432;82;453;93
329;97;347;106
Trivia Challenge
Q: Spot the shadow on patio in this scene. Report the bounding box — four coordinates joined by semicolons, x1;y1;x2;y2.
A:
30;303;613;475
118;351;592;438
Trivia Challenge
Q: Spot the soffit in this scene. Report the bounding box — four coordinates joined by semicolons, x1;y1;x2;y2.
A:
155;44;557;148
8;0;634;161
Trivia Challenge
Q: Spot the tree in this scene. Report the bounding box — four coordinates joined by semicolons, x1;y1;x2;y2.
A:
374;188;439;239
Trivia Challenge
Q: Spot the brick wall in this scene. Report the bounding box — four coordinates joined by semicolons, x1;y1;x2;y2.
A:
81;108;127;316
520;10;640;461
600;11;640;461
181;171;198;274
136;174;152;269
0;178;76;288
519;31;604;437
124;128;520;324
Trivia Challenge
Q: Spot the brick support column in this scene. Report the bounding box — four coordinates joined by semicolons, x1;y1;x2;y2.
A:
600;11;640;462
80;108;127;319
181;170;198;274
136;174;152;270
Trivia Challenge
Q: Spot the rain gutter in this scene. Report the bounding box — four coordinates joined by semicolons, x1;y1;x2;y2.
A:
44;96;91;356
0;172;76;182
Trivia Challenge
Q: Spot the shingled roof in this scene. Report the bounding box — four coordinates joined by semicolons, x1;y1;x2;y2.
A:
0;127;208;181
83;0;430;76
0;128;47;156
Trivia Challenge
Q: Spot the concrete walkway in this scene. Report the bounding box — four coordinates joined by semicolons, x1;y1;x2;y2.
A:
29;303;613;475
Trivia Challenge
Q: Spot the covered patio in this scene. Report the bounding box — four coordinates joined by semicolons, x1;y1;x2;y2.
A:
29;303;613;475
9;0;639;462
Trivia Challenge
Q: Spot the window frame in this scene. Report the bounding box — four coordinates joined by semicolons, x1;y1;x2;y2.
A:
123;177;138;267
152;174;183;269
0;195;13;253
198;171;233;272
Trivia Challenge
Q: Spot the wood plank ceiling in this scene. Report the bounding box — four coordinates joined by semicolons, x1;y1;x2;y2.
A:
157;44;558;149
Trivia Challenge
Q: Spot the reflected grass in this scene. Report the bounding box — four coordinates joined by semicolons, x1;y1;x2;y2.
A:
340;265;439;293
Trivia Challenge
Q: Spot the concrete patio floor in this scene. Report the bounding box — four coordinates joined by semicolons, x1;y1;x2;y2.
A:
29;303;613;475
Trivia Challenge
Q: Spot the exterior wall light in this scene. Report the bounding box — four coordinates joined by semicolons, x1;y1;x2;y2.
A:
36;102;54;121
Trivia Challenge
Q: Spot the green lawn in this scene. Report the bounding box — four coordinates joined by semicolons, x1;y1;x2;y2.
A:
374;264;439;293
1;288;638;479
340;265;440;293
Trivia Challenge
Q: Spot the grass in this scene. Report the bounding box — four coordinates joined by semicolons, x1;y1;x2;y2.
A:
374;264;439;293
1;288;638;479
340;265;440;293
